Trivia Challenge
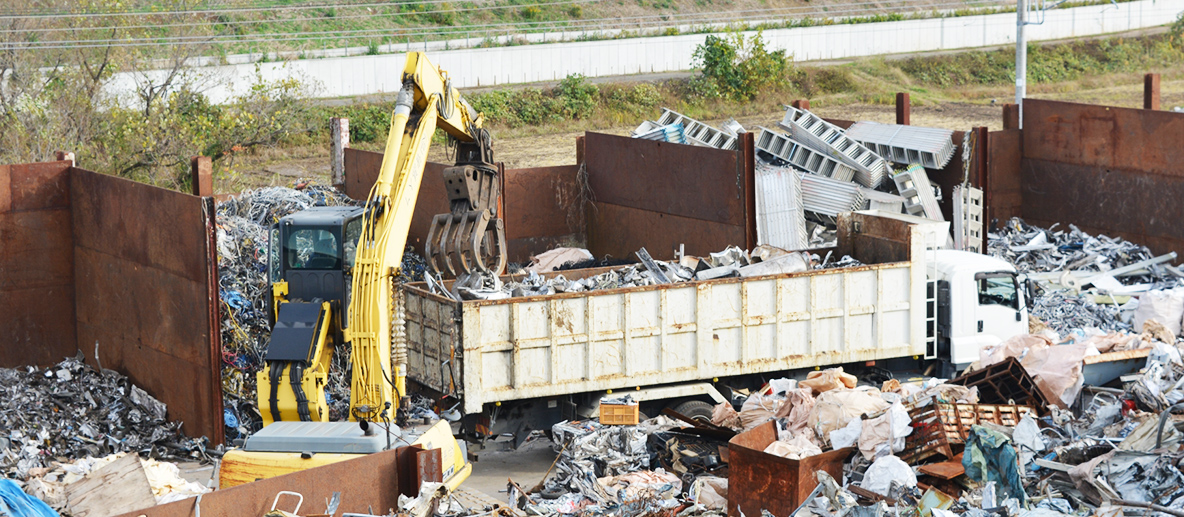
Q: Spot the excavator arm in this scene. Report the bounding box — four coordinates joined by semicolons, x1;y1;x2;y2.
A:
345;52;505;424
227;53;486;490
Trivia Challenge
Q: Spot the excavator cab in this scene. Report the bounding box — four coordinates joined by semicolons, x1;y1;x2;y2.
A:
259;206;364;425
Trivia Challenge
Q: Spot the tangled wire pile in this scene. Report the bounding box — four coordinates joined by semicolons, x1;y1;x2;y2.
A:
216;182;356;440
0;354;208;480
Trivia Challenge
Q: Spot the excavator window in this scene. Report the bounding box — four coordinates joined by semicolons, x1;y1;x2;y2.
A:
343;218;362;271
286;228;341;270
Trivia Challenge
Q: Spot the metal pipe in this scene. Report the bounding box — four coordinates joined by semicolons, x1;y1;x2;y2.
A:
1016;0;1027;128
1155;402;1184;450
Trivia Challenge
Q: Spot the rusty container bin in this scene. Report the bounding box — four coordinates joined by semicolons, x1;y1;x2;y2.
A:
727;421;853;517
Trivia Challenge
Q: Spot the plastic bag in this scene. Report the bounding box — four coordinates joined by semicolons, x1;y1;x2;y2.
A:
0;479;59;517
1133;288;1184;337
763;434;822;460
829;418;862;450
739;394;780;431
858;401;913;460
800;367;858;394
860;455;917;497
710;402;742;430
809;387;890;444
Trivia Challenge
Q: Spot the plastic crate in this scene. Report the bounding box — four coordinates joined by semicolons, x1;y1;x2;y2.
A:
900;401;1036;464
600;403;639;425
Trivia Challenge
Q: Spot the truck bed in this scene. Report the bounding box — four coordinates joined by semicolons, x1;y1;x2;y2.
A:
405;223;928;414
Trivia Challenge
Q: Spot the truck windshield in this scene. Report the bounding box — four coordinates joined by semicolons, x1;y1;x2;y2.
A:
976;273;1018;309
286;228;340;270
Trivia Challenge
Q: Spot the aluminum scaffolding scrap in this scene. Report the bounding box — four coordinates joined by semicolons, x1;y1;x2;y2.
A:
779;107;892;189
798;169;866;221
860;188;906;214
755;163;808;251
953;184;984;252
755;127;857;182
655;108;739;150
844;121;957;169
893;164;944;222
632;120;687;144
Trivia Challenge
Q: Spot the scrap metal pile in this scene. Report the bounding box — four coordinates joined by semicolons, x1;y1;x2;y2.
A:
989;218;1184;334
433;245;860;301
0;354;209;482
501;337;1184;517
634;107;962;251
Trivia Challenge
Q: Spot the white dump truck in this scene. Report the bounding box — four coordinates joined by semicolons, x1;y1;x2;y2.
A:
403;211;1029;442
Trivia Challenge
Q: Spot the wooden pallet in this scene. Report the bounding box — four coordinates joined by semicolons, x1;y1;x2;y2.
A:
900;401;1036;465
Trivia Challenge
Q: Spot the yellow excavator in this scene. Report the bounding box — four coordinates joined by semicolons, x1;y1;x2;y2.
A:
219;52;506;488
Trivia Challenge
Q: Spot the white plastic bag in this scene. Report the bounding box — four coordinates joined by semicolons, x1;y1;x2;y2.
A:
860;455;917;496
1133;288;1184;337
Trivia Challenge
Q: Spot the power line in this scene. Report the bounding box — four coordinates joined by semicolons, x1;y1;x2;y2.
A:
0;0;540;19
0;0;603;34
0;0;1011;49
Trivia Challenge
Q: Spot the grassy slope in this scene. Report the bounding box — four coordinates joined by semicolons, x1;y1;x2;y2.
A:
107;0;1011;57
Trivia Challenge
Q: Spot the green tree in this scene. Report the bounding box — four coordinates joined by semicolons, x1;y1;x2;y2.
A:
692;31;792;101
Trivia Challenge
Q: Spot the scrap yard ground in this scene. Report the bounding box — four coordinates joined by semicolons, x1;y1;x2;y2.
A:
7;1;1184;516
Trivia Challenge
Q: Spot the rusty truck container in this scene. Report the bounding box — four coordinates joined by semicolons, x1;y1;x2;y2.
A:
404;211;942;415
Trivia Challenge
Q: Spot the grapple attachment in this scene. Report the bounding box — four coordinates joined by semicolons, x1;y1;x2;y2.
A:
425;159;507;277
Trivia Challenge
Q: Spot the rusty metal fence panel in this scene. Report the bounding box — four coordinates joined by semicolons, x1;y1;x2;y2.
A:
1020;99;1184;258
70;168;224;445
0;161;78;367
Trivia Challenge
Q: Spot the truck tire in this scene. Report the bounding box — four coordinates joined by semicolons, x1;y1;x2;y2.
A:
672;400;715;423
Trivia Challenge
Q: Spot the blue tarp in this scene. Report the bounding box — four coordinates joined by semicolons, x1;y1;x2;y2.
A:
0;479;58;517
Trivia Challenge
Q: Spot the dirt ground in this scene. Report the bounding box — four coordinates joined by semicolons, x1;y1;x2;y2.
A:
222;73;1184;191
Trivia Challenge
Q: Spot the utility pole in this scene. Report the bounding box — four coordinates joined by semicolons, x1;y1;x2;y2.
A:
1016;0;1027;129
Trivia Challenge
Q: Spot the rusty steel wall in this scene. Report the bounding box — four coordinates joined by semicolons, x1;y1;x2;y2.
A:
70;168;224;445
987;129;1023;224
342;148;583;264
0;161;77;367
1020;99;1184;257
113;448;404;517
584;132;749;260
502;163;584;262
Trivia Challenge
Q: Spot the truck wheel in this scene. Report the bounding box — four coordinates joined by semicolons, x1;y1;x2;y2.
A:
672;400;715;424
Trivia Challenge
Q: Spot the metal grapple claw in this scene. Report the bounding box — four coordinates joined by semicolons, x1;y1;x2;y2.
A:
425;137;506;277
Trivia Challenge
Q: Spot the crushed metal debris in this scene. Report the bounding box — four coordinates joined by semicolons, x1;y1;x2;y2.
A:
0;354;208;481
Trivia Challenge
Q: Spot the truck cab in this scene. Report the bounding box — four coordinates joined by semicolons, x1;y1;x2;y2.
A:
933;249;1028;372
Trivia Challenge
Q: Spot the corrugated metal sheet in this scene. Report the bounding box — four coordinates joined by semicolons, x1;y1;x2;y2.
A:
846;121;956;169
799;170;866;220
755;163;807;251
